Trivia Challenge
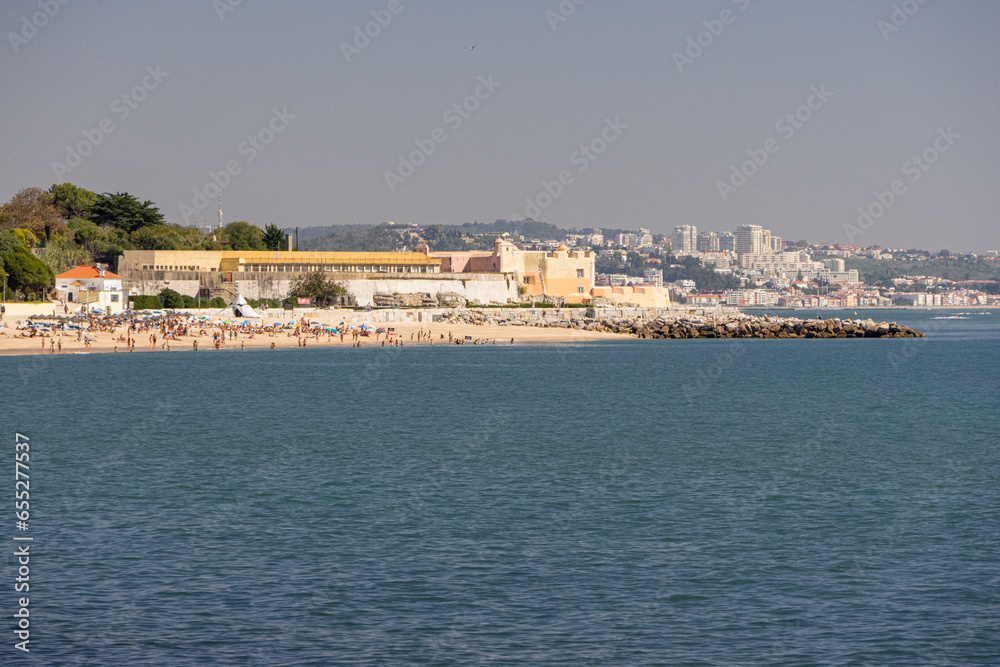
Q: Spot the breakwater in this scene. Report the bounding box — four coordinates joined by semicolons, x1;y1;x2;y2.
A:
439;308;924;339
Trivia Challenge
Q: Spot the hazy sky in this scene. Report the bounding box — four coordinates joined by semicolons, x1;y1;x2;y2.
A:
2;0;998;251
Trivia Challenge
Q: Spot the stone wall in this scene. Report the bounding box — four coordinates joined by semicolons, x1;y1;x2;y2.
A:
122;271;519;306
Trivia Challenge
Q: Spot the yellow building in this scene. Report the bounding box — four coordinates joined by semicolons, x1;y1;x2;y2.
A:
120;250;441;276
590;284;671;308
424;240;595;303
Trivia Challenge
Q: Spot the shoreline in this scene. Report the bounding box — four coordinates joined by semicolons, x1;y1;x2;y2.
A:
0;316;624;357
0;303;960;357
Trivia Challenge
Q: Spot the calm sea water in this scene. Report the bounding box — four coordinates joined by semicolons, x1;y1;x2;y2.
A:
3;309;998;665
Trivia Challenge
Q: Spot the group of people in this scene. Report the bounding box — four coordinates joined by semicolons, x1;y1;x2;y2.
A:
6;311;520;354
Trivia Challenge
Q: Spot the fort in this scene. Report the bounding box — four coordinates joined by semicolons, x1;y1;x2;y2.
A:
116;239;671;308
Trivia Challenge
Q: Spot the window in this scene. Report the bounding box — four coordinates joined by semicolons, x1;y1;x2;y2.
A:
577;269;585;278
577;286;585;293
110;294;120;302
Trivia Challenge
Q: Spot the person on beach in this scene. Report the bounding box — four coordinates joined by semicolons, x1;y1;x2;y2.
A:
193;340;198;351
57;340;61;353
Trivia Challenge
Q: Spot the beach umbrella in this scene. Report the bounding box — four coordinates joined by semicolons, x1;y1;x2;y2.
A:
376;328;386;333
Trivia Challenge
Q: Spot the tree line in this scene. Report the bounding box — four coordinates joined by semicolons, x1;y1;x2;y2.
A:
0;183;288;301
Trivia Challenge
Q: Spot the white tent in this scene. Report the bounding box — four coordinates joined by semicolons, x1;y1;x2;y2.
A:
214;294;262;319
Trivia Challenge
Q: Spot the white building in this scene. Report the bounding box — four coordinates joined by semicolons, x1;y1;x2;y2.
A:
54;265;127;314
643;268;663;287
736;225;773;257
673;225;698;254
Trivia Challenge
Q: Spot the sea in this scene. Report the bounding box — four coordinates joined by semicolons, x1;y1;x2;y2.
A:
2;308;998;665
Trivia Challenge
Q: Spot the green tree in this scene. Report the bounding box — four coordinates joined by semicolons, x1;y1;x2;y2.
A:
38;238;93;276
220;221;266;250
263;224;286;251
49;183;96;220
0;231;54;298
288;272;346;307
130;225;185;250
0;187;65;241
70;218;134;264
90;192;164;232
159;288;186;309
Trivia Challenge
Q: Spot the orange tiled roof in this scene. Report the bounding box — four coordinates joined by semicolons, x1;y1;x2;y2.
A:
55;266;122;280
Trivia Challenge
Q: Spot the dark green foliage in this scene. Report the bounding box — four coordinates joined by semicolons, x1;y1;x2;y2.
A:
131;225;185;250
219;221;266;251
847;257;1000;286
0;231;54;297
159;288;185;309
90;192;164;232
49;183;96;220
288;272;347;307
302;225;401;252
131;295;162;309
595;251;648;276
263;224;286;251
662;256;742;292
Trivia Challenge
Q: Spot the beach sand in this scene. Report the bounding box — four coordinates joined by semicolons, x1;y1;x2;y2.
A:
0;307;625;356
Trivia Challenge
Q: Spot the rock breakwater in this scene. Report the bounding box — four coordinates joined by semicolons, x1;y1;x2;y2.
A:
438;309;924;339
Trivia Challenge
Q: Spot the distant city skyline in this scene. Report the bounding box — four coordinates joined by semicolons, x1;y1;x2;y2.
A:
2;1;998;252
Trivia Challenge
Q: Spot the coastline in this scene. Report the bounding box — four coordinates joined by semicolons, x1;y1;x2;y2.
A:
0;310;623;357
0;302;952;357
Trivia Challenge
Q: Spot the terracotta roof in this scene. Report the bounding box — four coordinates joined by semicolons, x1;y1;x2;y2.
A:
55;266;122;280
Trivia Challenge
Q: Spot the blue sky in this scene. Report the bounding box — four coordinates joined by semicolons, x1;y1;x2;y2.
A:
2;0;998;251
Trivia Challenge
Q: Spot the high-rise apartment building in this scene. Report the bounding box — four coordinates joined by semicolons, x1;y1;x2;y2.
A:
673;225;698;254
736;225;768;256
698;231;720;252
719;232;737;253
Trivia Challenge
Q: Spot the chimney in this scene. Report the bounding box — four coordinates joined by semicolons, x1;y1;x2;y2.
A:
285;234;293;252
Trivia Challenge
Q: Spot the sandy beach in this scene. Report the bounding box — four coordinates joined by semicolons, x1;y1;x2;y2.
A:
0;306;625;356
